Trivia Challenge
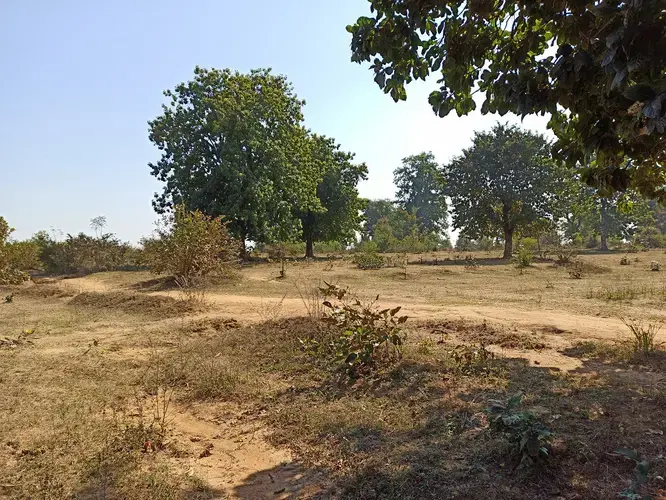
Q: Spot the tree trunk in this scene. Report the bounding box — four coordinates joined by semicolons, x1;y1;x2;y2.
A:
501;203;513;259
240;238;248;261
305;236;314;259
503;227;514;259
600;198;609;251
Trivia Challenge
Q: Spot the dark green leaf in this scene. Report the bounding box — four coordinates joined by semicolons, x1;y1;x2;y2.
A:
623;84;656;102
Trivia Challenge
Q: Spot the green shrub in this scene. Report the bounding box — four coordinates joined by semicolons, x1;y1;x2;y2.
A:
142;206;239;288
0;217;30;285
634;226;666;249
300;283;408;377
515;247;533;268
31;230;141;275
353;252;385;270
487;394;553;468
353;239;378;254
621;317;662;357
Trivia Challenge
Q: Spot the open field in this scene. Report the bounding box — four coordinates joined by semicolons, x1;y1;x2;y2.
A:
2;250;666;499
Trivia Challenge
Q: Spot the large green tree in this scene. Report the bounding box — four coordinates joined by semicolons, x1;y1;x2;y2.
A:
361;199;396;239
298;135;368;258
394;152;447;234
348;1;666;200
443;124;564;259
148;67;322;254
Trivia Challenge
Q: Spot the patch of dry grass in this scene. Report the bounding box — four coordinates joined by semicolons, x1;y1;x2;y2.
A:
68;291;205;318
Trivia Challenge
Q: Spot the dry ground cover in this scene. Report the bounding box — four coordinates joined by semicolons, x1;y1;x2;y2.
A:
1;250;666;499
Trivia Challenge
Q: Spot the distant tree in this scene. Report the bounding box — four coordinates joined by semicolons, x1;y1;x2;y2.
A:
298;135;368;258
348;1;666;200
148;67;322;255
362;199;396;240
394;152;447;234
562;182;654;250
444;124;564;259
90;216;107;238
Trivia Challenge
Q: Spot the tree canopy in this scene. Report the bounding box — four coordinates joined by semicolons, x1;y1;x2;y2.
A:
148;67;322;251
394;152;447;234
348;1;666;200
443;124;565;259
298;135;368;258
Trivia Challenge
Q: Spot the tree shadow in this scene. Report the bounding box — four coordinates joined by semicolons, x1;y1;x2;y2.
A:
232;461;327;499
246;350;665;499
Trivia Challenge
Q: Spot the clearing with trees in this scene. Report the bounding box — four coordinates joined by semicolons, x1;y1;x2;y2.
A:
2;250;666;499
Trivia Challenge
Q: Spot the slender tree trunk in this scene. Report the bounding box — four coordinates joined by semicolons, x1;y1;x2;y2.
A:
305;236;314;259
600;198;609;251
503;227;514;259
501;203;513;259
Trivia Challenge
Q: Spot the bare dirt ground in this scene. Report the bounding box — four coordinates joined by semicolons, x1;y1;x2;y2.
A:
2;250;666;499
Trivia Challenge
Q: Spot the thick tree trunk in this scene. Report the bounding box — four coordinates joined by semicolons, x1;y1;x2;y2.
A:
600;198;609;251
305;236;314;259
503;227;514;259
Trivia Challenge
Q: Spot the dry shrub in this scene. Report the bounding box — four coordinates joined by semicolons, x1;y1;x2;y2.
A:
68;291;204;317
142;205;239;288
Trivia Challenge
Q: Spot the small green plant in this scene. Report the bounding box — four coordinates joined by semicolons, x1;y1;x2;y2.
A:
620;317;662;357
487;394;553;468
4;293;13;304
301;283;408;376
620;255;631;266
352;252;385;270
650;260;661;271
613;448;652;500
449;343;495;374
515;247;533;269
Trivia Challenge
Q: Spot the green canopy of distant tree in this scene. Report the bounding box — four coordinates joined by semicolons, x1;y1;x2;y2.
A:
443;124;566;259
348;1;666;200
298;135;368;258
148;67;323;253
394;152;447;234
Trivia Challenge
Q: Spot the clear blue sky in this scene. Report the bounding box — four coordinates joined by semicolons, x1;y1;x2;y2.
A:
0;0;550;242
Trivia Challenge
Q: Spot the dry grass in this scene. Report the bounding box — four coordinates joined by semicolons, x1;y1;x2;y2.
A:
2;252;666;499
68;290;205;317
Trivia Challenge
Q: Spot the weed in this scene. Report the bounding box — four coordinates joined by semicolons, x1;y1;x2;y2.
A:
650;261;661;271
568;261;584;279
487;394;553;468
4;293;13;303
515;247;533;269
256;293;287;322
620;255;631;265
301;283;408;377
620;317;663;356
353;252;385;270
554;249;577;266
613;448;652;500
449;343;495;374
296;281;325;320
464;256;480;271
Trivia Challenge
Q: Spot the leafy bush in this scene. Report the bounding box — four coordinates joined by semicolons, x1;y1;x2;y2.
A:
300;283;408;376
32;230;141;275
515;247;533;269
142;206;239;288
487;394;553;468
353;239;379;254
567;261;584;279
0;217;30;285
353;252;385;270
